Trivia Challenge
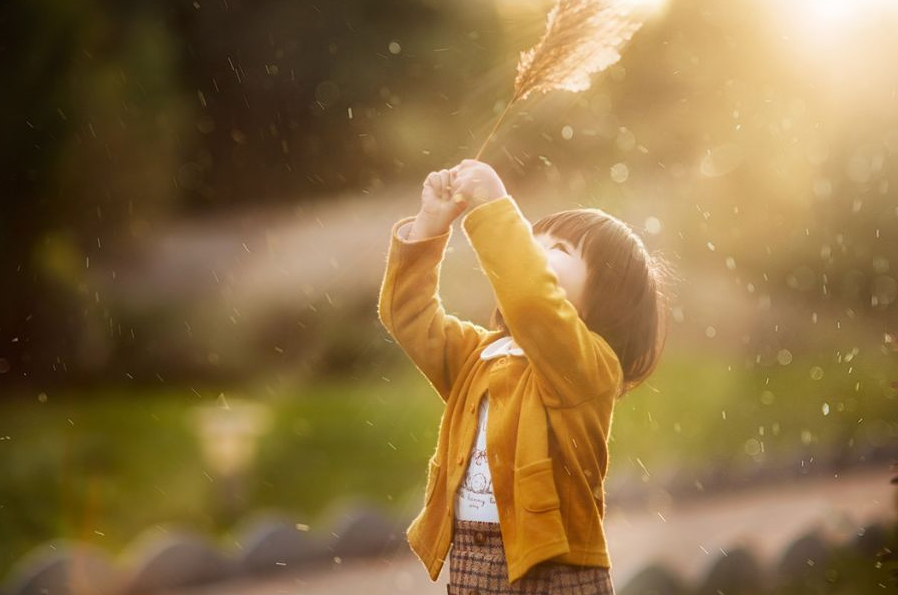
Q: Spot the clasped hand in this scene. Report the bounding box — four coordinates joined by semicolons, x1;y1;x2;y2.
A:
411;159;507;239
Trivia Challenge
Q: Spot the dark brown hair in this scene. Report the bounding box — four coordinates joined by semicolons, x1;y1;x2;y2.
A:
489;208;676;399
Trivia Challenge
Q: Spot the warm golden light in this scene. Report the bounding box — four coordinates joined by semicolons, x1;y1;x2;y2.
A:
811;0;853;23
761;0;898;104
622;0;669;15
782;0;898;37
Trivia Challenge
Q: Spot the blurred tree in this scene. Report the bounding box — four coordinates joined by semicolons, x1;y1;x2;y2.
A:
162;0;504;210
1;0;189;388
0;0;503;388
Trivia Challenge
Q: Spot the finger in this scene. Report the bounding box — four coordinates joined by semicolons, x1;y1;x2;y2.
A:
424;171;440;187
440;169;451;199
447;171;464;203
449;173;465;198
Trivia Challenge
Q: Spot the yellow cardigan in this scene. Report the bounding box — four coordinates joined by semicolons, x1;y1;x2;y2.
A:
377;195;623;584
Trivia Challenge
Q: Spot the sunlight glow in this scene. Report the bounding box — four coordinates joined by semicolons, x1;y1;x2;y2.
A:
764;0;898;76
759;0;898;138
622;0;668;15
786;0;898;36
811;0;853;24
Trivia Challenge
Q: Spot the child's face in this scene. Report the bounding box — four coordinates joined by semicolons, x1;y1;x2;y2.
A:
534;232;588;317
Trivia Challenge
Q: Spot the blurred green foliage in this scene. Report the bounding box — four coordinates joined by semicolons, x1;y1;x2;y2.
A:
610;327;898;485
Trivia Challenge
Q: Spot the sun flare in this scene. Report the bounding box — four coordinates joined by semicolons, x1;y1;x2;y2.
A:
787;0;898;34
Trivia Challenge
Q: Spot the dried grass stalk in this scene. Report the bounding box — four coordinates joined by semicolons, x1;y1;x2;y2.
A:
475;0;648;160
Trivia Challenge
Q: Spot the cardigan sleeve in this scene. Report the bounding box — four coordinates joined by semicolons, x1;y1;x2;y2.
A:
461;196;623;409
377;215;489;403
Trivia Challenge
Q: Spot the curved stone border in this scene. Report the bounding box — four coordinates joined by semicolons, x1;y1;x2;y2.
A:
0;501;406;595
2;540;125;595
119;527;235;595
621;518;897;595
233;511;324;576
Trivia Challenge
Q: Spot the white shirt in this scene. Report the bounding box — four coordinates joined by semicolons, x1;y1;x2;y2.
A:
454;336;526;522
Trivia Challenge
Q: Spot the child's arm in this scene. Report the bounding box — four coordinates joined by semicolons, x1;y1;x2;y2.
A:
453;160;623;410
377;169;488;403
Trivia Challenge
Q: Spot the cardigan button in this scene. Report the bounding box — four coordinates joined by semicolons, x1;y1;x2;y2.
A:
457;455;464;465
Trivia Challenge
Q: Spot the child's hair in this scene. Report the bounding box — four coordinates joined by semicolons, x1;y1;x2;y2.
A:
489;207;677;399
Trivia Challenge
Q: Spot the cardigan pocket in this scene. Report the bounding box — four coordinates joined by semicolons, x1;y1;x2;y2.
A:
515;457;561;512
513;457;569;564
424;456;441;505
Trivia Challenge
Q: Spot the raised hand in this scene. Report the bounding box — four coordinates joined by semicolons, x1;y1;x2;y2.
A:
449;159;508;206
409;168;468;240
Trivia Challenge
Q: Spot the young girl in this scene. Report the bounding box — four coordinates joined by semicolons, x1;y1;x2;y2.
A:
378;159;672;595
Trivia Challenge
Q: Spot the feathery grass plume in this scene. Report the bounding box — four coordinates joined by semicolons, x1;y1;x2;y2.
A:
474;0;650;160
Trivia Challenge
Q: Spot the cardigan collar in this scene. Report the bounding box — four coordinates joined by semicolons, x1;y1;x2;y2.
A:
480;335;526;360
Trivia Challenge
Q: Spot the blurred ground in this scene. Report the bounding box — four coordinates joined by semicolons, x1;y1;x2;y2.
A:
168;465;894;595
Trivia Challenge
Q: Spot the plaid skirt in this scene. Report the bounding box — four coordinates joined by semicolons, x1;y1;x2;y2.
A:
448;519;616;595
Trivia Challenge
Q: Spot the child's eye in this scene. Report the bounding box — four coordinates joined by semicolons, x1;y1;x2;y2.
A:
552;242;569;254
